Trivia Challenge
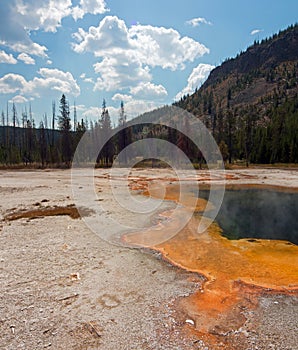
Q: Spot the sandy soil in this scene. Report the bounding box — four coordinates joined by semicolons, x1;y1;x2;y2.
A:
0;168;297;350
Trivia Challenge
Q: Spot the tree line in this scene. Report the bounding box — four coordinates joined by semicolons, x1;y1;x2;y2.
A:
0;94;133;167
1;87;297;168
0;93;216;169
175;54;298;166
175;79;298;166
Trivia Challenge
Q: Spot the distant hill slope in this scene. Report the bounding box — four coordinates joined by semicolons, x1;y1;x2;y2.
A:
175;23;297;111
170;23;298;164
129;25;298;165
204;24;298;87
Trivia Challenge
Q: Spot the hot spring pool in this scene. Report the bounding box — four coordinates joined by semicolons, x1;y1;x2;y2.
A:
197;187;298;245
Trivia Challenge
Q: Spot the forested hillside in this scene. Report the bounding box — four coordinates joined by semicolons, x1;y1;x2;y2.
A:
174;23;298;164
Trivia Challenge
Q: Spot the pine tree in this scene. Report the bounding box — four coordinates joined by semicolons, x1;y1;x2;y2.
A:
73;102;77;132
58;94;72;165
118;101;129;164
12;103;17;146
39;121;47;167
100;100;113;166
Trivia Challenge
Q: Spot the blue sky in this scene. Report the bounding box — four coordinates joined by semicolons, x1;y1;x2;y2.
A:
0;0;297;127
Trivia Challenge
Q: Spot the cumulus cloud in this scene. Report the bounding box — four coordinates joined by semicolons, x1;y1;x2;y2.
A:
108;99;160;122
0;0;109;58
82;98;159;124
17;53;35;65
79;73;94;84
130;82;168;100
84;77;94;84
120;99;160;120
72;16;209;92
0;73;28;94
26;68;81;97
186;17;212;27
15;0;73;33
81;104;119;126
175;63;214;100
0;2;48;57
251;29;263;36
112;93;133;102
9;95;28;103
0;50;17;64
72;0;109;21
0;68;80;98
93;53;152;91
72;16;132;56
8;42;48;57
81;106;101;120
130;24;209;70
14;0;109;31
73;16;209;68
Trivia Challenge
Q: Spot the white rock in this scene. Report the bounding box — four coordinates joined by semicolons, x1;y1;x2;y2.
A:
185;319;195;326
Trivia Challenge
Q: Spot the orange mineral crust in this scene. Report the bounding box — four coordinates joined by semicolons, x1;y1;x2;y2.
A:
124;180;298;337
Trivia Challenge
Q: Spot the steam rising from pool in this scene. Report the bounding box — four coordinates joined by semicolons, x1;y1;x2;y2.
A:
198;188;298;245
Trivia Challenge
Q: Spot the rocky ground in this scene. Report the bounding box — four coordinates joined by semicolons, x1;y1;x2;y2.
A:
0;168;297;349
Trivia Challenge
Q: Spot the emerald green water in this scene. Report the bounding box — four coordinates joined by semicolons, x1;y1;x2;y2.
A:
197;188;298;245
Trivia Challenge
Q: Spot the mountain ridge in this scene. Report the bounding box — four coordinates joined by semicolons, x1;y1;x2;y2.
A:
203;23;298;88
171;23;298;164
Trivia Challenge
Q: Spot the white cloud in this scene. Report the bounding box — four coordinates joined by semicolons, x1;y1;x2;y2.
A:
121;99;160;120
186;17;212;27
112;93;132;102
81;104;119;126
80;73;94;83
175;63;214;100
104;100;160;122
130;82;168;100
9;95;28;103
0;68;80;98
73;104;86;112
81;106;101;120
0;50;17;64
251;29;263;36
0;0;109;59
17;52;35;65
71;6;85;21
15;0;73;33
0;73;28;93
46;60;52;65
0;2;49;57
73;16;209;69
93;54;152;91
79;0;109;15
81;98;160;124
26;68;81;97
72;0;109;21
14;0;109;31
84;77;94;84
2;41;48;58
72;16;131;56
130;24;209;70
72;16;209;92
